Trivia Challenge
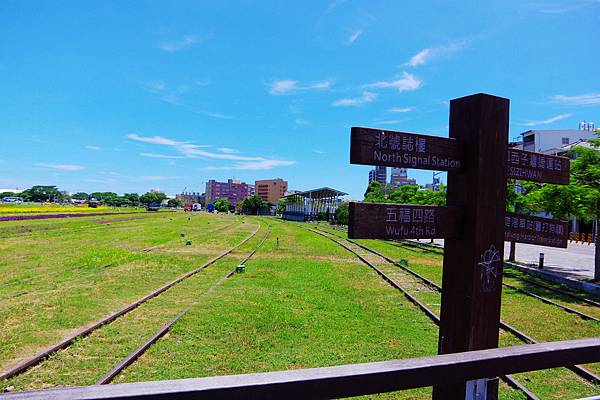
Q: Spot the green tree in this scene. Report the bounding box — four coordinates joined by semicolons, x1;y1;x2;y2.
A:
140;191;167;206
364;181;385;202
570;136;600;279
123;193;140;206
71;192;89;200
237;195;268;215
523;133;600;279
335;201;349;225
20;186;64;202
275;197;286;214
213;198;231;212
167;198;183;208
111;196;132;207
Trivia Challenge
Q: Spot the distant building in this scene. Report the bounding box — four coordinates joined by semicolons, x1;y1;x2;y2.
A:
282;187;348;221
205;179;254;206
390;167;417;187
368;166;387;185
176;192;203;207
255;178;288;204
521;128;596;154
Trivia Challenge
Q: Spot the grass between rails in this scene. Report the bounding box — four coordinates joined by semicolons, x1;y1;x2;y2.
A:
2;218;599;398
315;226;600;398
112;220;439;399
0;212;256;372
1;220;270;390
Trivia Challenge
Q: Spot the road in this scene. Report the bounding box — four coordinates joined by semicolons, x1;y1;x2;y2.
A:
416;239;596;280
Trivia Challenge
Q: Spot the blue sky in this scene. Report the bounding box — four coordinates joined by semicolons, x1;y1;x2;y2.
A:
1;0;599;199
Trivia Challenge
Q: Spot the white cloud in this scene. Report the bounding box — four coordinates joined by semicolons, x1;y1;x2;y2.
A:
85;145;100;151
205;159;296;171
403;42;466;67
127;134;188;147
373;120;401;125
332;91;377;107
36;163;85;171
365;72;422;92
388;107;414;113
313;149;325;154
158;34;208;52
129;134;294;165
267;79;331;95
523;113;573;127
140;175;186;181
217;147;238;154
405;48;431;67
346;29;363;44
140;153;186;159
550;93;600;106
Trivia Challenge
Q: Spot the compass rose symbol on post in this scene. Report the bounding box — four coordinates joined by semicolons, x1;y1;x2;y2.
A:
478;244;500;292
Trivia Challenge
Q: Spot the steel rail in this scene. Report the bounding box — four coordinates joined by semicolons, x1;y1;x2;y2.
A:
0;222;262;381
96;226;271;385
318;227;600;385
308;228;539;399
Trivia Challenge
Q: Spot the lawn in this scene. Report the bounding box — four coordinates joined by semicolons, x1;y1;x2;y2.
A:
1;216;599;399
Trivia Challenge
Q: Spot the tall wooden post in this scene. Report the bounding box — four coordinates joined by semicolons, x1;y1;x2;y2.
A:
434;93;509;399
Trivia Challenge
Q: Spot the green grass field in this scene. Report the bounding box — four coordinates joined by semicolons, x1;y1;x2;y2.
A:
0;214;599;398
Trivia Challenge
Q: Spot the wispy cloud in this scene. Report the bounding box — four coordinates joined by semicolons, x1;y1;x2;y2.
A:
295;118;310;126
523;113;573;127
267;79;332;95
141;80;232;119
537;0;600;14
346;29;363;44
85;145;101;151
388;107;414;113
550;93;600;106
372;120;401;125
158;34;209;52
140;153;186;159
205;159;296;171
403;42;466;67
332;91;377;107
128;134;294;168
140;175;186;181
365;72;422;92
313;150;325;154
217;147;238;154
36;163;85;171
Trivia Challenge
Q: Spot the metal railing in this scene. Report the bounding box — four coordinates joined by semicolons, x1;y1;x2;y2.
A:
1;337;599;400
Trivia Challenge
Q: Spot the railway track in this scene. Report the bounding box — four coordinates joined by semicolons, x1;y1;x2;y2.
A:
388;238;600;322
95;226;271;384
310;227;600;399
1;221;241;301
0;222;262;382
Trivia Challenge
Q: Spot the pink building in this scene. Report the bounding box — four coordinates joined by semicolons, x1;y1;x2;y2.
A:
205;179;255;206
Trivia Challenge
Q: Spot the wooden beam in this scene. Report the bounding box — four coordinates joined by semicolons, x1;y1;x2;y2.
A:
2;338;599;400
435;93;510;399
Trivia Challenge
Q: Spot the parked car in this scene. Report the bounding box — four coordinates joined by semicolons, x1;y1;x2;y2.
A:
2;197;24;203
147;202;161;211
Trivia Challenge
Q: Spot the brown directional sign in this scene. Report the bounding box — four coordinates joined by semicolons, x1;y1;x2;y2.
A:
350;127;462;172
348;202;461;239
504;212;568;248
507;148;570;185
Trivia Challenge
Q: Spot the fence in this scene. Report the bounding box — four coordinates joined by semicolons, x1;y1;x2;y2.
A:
1;338;598;400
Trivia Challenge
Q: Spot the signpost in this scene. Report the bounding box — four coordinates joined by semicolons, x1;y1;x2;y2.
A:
348;93;571;400
348;202;461;240
504;212;568;248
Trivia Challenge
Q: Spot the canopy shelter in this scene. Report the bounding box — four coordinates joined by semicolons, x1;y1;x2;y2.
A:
282;187;348;222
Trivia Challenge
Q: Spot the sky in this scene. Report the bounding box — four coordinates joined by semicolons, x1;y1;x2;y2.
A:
1;0;599;199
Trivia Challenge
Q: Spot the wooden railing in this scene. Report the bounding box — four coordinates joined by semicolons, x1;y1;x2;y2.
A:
1;338;599;400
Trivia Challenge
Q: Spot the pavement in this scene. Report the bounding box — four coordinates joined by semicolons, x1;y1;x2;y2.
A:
415;239;596;280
